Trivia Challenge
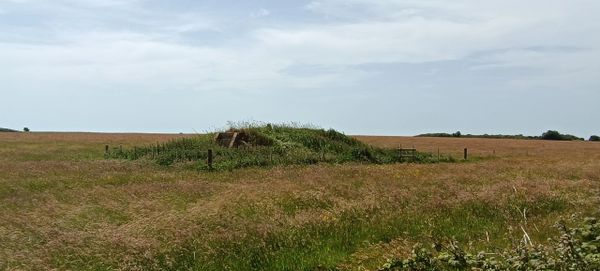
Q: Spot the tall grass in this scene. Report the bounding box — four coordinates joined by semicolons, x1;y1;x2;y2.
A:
129;195;572;271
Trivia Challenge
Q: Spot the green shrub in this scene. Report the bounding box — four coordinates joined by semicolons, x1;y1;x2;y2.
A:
378;217;600;271
590;135;600;142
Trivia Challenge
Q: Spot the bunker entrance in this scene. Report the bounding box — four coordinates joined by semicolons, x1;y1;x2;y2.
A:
214;131;250;148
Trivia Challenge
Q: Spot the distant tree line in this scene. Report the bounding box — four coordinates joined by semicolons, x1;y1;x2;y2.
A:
540;130;583;141
416;132;537;140
418;130;597;141
0;127;30;132
0;127;19;132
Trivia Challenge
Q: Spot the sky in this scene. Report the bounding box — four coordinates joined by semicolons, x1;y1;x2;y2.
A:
1;0;599;136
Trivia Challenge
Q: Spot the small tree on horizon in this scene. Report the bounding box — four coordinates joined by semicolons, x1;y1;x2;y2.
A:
541;130;583;141
541;130;562;140
23;127;30;132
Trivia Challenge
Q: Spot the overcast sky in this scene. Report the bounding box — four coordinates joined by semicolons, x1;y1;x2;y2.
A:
1;0;599;136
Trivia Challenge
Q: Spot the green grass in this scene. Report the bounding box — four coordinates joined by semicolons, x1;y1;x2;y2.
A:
277;194;334;216
67;205;131;229
60;191;569;271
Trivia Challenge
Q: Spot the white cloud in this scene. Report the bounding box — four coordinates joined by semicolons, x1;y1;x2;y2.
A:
1;0;599;134
3;0;599;90
253;16;532;65
7;0;140;7
0;27;361;96
251;8;270;18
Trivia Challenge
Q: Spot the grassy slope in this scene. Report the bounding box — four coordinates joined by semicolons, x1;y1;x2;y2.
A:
0;133;599;270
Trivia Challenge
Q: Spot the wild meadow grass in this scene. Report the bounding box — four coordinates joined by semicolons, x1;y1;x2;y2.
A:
0;132;599;270
141;195;571;271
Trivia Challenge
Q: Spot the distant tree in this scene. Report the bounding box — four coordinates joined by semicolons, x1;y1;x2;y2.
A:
541;130;562;140
590;135;600;141
452;131;461;137
541;130;583;141
23;127;30;132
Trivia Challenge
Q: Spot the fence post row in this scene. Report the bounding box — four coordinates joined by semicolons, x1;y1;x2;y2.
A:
102;143;481;166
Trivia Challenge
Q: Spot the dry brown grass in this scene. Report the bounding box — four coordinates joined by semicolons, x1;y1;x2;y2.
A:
1;132;599;270
0;132;191;143
356;135;600;158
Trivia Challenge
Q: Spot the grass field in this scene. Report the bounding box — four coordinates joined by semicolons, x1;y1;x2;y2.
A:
1;132;599;270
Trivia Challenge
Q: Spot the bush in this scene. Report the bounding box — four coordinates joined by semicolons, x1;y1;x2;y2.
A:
379;217;600;271
590;135;600;142
23;127;30;132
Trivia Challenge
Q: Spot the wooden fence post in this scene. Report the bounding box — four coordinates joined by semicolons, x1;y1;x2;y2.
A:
464;148;468;160
207;149;213;170
105;145;109;156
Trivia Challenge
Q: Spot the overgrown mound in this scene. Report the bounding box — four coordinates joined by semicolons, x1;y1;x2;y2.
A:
108;124;436;170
